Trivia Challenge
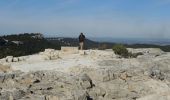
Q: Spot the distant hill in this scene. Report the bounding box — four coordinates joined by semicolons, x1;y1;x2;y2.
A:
90;37;170;45
46;37;170;52
46;37;100;49
0;33;170;59
0;38;6;46
0;33;60;58
125;44;170;52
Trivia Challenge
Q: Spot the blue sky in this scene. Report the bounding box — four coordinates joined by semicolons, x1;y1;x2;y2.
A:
0;0;170;38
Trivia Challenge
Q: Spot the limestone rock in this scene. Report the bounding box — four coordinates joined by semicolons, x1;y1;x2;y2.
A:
61;46;79;54
39;49;59;60
79;50;86;55
0;89;25;100
73;90;88;100
0;48;170;100
88;87;106;99
19;95;45;100
137;92;170;100
119;71;128;80
45;95;60;100
44;49;55;53
13;57;19;62
0;58;6;63
6;56;13;62
26;55;49;62
88;69;115;82
79;74;93;89
18;57;25;61
0;64;11;72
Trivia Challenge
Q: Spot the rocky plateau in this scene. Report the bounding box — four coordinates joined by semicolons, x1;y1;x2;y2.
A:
0;48;170;100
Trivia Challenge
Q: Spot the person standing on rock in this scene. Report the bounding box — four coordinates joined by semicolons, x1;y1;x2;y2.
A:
79;33;85;50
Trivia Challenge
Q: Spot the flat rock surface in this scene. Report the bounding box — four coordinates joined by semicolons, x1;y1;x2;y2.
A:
0;48;170;100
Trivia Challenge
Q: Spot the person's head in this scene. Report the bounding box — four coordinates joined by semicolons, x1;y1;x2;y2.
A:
80;33;83;35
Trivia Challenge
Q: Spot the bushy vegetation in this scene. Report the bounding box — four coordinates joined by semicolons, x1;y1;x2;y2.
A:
0;33;60;59
112;44;129;58
112;44;143;58
128;52;143;58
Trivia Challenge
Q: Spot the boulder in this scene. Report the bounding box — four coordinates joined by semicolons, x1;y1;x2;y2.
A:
44;49;55;53
79;74;93;89
40;49;59;60
61;46;79;54
0;58;6;63
72;90;88;100
50;52;59;60
79;50;86;55
88;87;106;99
18;57;25;61
13;57;19;62
6;56;13;62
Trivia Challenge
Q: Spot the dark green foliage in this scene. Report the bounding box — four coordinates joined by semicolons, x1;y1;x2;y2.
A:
0;33;60;59
0;37;6;45
112;44;129;58
112;44;143;58
128;52;143;58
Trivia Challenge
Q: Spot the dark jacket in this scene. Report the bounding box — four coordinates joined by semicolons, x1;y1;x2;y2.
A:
79;34;85;42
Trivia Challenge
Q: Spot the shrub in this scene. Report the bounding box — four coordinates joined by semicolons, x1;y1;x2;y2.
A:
128;52;143;58
112;44;129;58
113;44;144;58
0;33;60;59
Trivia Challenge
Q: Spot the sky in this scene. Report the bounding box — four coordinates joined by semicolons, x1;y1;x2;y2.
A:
0;0;170;39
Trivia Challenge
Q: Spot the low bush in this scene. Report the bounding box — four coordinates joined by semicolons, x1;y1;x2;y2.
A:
112;44;129;58
128;52;143;58
112;44;143;58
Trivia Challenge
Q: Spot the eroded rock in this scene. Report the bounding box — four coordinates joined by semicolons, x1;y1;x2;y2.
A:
0;48;170;100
